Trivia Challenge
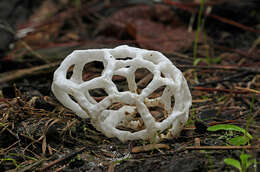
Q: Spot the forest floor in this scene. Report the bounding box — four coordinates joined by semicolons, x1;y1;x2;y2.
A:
0;0;259;171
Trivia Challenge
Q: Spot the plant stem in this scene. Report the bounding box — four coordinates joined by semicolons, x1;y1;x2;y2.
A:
193;0;205;60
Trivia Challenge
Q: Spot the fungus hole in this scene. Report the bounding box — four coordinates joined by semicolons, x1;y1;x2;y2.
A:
82;61;104;81
116;111;145;133
108;102;124;110
148;106;166;122
135;68;154;93
148;85;166;99
160;72;165;78
146;85;174;114
171;95;175;109
66;64;75;79
145;85;173;121
112;75;129;92
116;57;132;60
68;94;77;103
88;88;108;102
145;85;167;121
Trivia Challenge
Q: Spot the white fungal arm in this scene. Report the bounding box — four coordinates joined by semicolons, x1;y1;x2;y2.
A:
52;45;192;142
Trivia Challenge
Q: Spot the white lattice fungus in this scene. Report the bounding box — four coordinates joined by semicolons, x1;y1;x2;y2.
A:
52;45;192;142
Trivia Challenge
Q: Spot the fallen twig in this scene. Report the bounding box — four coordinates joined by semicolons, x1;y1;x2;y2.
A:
235;86;260;95
214;45;260;60
0;23;49;63
194;71;250;87
163;0;260;34
39;146;87;171
193;87;260;95
137;73;153;87
0;61;60;83
177;65;260;74
19;159;46;172
186;145;260;150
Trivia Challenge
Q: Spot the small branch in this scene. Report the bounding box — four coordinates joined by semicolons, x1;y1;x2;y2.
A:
137;73;153;87
186;145;260;150
235;86;260;95
194;71;249;86
20;40;49;63
193;87;260;95
39;146;87;171
0;61;60;83
0;23;49;63
177;65;260;74
163;0;260;34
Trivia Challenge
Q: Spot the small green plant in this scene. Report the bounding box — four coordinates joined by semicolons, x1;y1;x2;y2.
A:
207;124;252;146
193;0;205;60
0;122;8;127
186;107;197;126
193;56;221;66
192;0;205;83
200;95;209;100
224;152;256;172
192;0;222;65
217;95;226;102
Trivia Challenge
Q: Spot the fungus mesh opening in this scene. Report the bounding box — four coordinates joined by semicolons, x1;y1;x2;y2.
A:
112;75;129;92
148;85;166;99
108;102;124;110
88;88;108;102
115;111;145;133
82;61;104;81
146;85;174;121
66;64;75;79
116;57;132;60
69;94;77;103
135;68;153;94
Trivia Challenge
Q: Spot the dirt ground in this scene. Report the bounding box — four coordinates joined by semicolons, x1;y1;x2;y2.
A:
0;0;259;171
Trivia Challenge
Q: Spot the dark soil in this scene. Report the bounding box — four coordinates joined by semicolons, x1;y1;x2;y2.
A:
0;0;259;171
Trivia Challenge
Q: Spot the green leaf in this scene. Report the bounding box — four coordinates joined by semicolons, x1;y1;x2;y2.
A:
224;158;241;171
193;58;202;66
207;124;244;132
207;124;252;139
228;136;249;146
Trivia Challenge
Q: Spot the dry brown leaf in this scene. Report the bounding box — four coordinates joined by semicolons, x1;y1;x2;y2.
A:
134;20;198;53
99;4;202;53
